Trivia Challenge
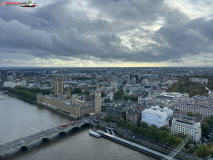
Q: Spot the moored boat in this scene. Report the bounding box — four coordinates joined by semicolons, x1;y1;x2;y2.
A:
89;130;101;138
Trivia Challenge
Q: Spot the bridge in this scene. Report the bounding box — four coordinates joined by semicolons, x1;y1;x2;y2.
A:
0;120;91;159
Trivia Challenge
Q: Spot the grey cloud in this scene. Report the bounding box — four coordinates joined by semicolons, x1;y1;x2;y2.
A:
0;0;213;66
97;33;122;46
89;0;167;24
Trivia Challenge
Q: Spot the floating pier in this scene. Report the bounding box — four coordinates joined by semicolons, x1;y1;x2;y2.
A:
96;130;176;160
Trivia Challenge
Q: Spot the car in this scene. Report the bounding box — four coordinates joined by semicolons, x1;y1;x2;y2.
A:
62;124;67;127
205;139;208;142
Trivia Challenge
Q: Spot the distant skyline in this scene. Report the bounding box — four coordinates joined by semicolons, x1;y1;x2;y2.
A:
1;0;213;67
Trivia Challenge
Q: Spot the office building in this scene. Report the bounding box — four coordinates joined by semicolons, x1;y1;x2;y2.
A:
142;106;173;128
1;70;7;86
171;115;201;144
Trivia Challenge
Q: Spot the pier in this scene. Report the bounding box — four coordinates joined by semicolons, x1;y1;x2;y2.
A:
96;130;175;160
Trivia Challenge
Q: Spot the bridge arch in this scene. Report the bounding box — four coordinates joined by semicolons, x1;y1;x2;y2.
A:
80;123;91;128
42;137;52;142
21;145;30;150
70;126;81;131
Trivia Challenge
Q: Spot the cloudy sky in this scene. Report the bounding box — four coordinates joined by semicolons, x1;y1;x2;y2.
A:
0;0;213;67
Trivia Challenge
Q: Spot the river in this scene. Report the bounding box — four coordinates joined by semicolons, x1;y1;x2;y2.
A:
0;93;155;160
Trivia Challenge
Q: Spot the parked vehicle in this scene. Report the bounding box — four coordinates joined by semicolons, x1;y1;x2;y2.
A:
70;121;75;125
62;124;67;127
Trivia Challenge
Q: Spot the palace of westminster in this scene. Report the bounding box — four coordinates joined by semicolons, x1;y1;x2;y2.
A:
36;76;101;118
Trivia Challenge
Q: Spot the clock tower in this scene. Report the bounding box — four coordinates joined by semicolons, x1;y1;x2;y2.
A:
95;89;101;113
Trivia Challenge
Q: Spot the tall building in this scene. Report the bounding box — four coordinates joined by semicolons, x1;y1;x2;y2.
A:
142;106;173;128
171;115;201;144
95;89;101;113
55;76;63;95
1;70;7;86
106;102;128;122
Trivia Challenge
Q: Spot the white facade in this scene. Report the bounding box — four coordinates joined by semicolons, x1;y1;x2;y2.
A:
142;106;173;128
107;92;114;100
189;78;208;85
3;81;24;88
171;116;201;144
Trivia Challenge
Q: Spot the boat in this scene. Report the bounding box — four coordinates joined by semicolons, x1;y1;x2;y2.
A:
89;130;101;138
0;98;3;100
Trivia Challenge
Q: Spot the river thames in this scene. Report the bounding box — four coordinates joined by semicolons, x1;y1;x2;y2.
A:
0;93;155;160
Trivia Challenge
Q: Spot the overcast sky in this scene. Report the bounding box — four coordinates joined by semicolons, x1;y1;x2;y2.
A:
0;0;213;67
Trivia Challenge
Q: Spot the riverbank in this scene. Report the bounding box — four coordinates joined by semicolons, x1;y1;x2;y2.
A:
0;92;200;160
2;92;77;120
92;122;201;160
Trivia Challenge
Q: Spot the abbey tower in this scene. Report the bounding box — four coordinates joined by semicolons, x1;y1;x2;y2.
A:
95;89;101;113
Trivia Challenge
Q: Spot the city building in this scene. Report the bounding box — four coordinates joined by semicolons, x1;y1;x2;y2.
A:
131;77;136;84
142;106;173;128
106;103;128;122
1;70;7;86
174;95;213;118
189;78;208;85
36;89;101;118
3;81;25;88
106;101;141;122
171;115;201;144
126;107;141;124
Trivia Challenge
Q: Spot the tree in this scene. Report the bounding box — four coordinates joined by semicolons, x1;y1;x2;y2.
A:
73;87;82;94
176;133;186;139
141;128;148;136
140;121;149;129
114;90;124;100
159;125;169;132
131;124;138;133
104;99;110;103
166;133;183;147
166;77;208;97
196;144;210;157
208;142;213;148
188;147;195;154
145;125;157;139
126;122;132;129
101;91;105;97
187;112;194;117
84;114;90;117
83;90;90;97
211;138;213;142
187;138;193;145
194;112;201;117
158;130;169;142
201;121;210;135
117;118;124;127
204;117;213;128
103;115;111;123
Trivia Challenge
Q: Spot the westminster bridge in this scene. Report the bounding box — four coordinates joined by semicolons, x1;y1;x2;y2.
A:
0;119;92;159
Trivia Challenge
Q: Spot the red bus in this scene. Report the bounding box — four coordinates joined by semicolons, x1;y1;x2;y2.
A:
62;124;67;127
